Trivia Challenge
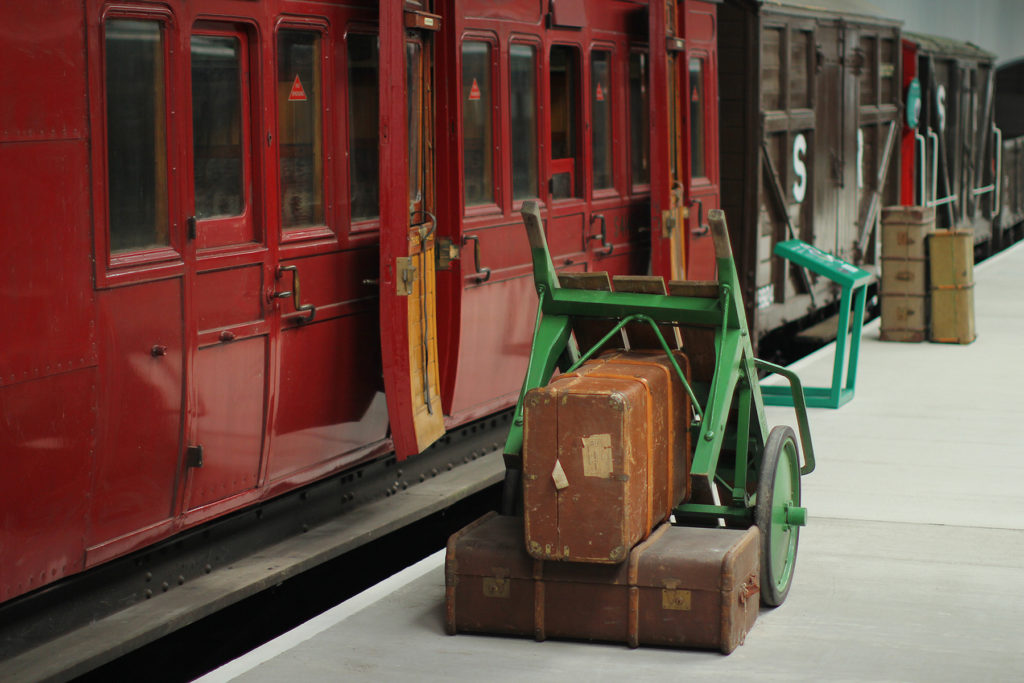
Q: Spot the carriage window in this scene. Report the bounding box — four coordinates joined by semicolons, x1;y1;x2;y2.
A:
550;45;580;199
408;40;424;209
510;44;538;200
278;30;324;230
348;34;379;222
192;34;243;219
104;19;170;253
462;40;493;207
591;51;613;191
689;58;706;179
629;52;650;187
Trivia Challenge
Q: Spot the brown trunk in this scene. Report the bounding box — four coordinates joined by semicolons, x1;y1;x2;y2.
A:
522;351;691;564
446;513;761;654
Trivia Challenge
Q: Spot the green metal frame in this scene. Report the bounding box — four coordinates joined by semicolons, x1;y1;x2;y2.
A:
504;202;815;525
761;240;872;409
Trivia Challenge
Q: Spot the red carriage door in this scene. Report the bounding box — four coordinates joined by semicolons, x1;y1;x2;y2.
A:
379;4;445;458
649;0;687;279
183;22;270;511
682;0;720;281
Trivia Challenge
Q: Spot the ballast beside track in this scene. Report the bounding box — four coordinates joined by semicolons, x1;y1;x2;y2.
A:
0;412;511;683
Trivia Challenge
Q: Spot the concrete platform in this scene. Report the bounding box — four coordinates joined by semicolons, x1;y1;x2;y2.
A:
201;242;1024;682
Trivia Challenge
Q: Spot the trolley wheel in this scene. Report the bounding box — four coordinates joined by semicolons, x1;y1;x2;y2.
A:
755;425;802;607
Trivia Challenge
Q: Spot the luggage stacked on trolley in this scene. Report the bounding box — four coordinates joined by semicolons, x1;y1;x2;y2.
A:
446;203;816;653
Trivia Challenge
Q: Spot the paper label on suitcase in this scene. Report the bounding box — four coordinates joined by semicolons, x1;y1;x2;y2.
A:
581;434;613;478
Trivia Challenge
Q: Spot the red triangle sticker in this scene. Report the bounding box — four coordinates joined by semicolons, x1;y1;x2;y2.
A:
288;75;307;102
691;87;699;103
468;78;481;101
596;83;605;102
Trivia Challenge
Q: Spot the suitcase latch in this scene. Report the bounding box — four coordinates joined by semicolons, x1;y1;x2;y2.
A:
661;588;692;611
482;577;510;599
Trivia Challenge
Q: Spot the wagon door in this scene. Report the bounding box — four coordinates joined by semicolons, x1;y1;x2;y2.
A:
852;26;900;265
812;22;848;258
681;0;719;280
649;0;687;279
183;21;272;511
379;3;446;458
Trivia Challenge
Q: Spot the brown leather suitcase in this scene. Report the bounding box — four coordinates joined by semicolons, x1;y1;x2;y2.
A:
445;512;760;654
522;350;691;564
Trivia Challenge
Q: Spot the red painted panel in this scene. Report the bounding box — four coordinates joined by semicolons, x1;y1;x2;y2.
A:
90;280;183;545
547;212;586;259
0;0;87;142
449;276;536;418
463;222;532;277
270;311;388;480
0;370;96;601
279;248;377;319
551;0;586;28
0;140;96;385
195;265;265;333
188;338;266;509
687;191;718;280
463;0;543;23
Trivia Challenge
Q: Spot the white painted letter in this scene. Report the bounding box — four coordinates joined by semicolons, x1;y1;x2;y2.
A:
792;133;808;203
936;84;947;133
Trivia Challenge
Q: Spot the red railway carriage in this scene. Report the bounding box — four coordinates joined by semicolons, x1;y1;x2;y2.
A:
428;0;722;453
0;0;720;606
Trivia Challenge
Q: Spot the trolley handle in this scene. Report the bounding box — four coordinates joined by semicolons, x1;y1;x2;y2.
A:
754;359;815;476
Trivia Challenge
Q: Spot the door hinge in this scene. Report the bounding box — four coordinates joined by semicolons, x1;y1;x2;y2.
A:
186;445;204;468
396;256;417;296
436;237;460;270
187;216;197;241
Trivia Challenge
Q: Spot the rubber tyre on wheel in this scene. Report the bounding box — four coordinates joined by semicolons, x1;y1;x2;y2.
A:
755;425;801;607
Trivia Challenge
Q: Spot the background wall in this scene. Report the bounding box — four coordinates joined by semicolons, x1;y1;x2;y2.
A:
878;0;1024;66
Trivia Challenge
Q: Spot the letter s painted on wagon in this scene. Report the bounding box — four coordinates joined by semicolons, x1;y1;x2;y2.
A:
792;133;808;203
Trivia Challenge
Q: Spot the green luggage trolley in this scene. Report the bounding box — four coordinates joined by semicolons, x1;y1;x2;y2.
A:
503;202;816;606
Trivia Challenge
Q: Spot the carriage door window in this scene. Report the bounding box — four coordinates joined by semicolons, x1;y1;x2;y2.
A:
462;41;493;208
191;31;253;246
348;34;379;222
104;19;170;254
278;30;324;230
629;52;650;188
510;44;538;200
689;57;706;179
591;50;613;191
550;45;580;199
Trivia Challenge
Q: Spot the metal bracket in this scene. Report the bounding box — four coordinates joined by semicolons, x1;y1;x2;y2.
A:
404;10;441;32
662;209;677;237
396;257;417;296
186;445;204;468
436;237;460;270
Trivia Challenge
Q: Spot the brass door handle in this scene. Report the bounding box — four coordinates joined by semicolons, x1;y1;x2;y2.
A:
275;264;316;323
690;198;709;236
462;234;491;283
588;213;614;255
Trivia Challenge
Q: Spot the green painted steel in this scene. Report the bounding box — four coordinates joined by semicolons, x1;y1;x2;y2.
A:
762;239;872;409
504;201;815;598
